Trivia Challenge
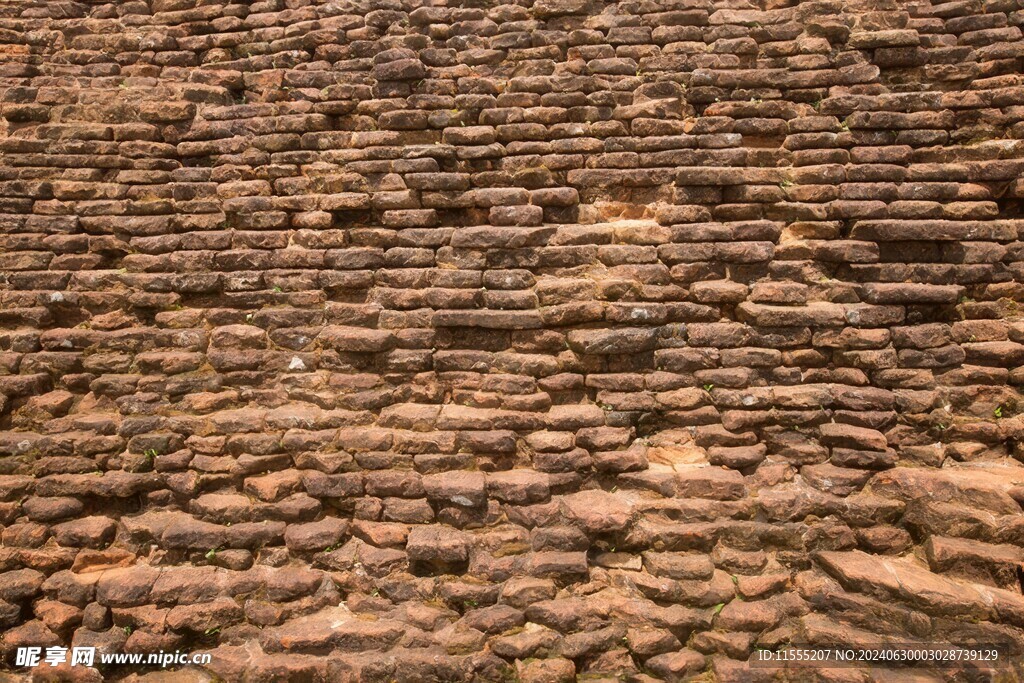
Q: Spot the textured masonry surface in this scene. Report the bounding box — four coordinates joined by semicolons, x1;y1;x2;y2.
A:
2;0;1024;680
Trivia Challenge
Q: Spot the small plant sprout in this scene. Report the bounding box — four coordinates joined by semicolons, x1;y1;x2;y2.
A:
994;406;1004;419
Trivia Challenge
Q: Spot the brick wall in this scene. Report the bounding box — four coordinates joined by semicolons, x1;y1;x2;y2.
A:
2;0;1024;680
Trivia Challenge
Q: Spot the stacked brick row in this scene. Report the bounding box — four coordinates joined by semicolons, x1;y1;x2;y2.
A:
2;0;1024;680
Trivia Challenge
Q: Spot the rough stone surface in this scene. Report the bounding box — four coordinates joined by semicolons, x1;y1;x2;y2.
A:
1;0;1024;680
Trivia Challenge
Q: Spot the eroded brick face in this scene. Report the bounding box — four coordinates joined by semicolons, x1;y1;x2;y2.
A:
1;0;1024;680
